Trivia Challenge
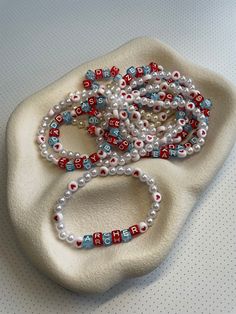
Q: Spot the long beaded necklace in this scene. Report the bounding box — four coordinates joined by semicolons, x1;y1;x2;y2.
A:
36;62;212;249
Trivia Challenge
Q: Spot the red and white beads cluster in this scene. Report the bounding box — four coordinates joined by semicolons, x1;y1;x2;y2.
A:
53;166;161;249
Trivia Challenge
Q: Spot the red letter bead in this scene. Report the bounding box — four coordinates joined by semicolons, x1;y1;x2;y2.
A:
108;118;120;128
135;67;144;77
110;66;119;77
88;96;97;106
87;125;96;135
93;232;103;246
55;114;64;124
74;158;83;169
75;106;83;116
111;230;122;244
149;62;158;72
118;140;129;151
83;79;92;89
129;225;140;236
89;153;100;164
123;73;132;85
160;147;170;159
95;69;103;80
49;128;60;137
194;94;204;104
58;157;69;169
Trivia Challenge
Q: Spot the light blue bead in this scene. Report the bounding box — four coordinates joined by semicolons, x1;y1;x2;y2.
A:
62;111;72;124
102;233;112;246
50;121;58;128
88;116;99;125
96;96;106;110
102;68;111;79
101;142;111;153
127;66;136;77
150;93;159;101
109;128;119;137
201;99;212;109
143;65;151;75
81;102;90;112
86;70;95;81
48;137;59;147
190;137;198;145
169;149;177;157
121;229;132;242
176;145;184;150
152;149;160;158
66;162;75;172
183;124;192;132
82;235;94;249
83;158;92;170
92;82;100;91
174;95;182;103
113;74;122;82
176;111;186;119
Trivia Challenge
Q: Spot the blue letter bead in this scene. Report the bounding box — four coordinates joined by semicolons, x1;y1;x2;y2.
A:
83;158;92;170
113;74;122;82
81;102;91;113
201;99;212;109
176;111;186;119
121;229;132;242
66;162;75;172
102;233;112;246
102;68;111;79
143;65;151;75
96;96;106;110
82;235;94;249
88;116;99;125
109;128;119;137
127;66;136;77
62;111;72;124
152;149;160;158
101;142;111;153
50;121;58;128
183;124;192;132
169;149;177;157
86;70;95;81
48;136;59;147
190;137;198;145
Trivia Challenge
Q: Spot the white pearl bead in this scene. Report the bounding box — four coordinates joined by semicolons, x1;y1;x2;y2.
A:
59;231;67;240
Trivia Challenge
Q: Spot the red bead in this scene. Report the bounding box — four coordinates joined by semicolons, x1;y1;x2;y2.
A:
74;158;83;169
49;128;60;137
88;108;98;116
118;140;129;151
95;69;103;80
110;66;119;77
111;230;122;244
89;153;100;164
129;225;140;236
123;73;132;85
88;96;97;106
108;118;120;128
87;125;96;135
194;94;204;104
202;108;210;117
93;232;103;246
149;62;158;72
178;130;188;139
165;93;174;101
103;130;109;139
160;147;170;159
75;106;83;116
83;79;92;89
58;157;69;169
189;119;199;129
135;67;144;77
55;114;64;124
107;136;118;145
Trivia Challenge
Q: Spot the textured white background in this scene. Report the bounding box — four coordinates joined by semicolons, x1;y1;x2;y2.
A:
0;0;235;313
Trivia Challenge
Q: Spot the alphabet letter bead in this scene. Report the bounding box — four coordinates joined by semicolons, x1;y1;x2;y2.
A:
82;235;94;249
129;225;140;236
121;229;132;242
93;232;103;246
112;230;122;244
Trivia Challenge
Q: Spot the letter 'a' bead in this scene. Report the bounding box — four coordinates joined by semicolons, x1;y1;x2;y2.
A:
82;235;94;249
93;232;103;246
102;233;112;246
112;230;122;244
121;229;132;242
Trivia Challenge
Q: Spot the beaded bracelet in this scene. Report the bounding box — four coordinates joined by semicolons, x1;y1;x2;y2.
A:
53;165;161;249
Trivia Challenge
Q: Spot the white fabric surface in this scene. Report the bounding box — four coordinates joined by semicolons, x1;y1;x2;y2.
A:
1;0;236;313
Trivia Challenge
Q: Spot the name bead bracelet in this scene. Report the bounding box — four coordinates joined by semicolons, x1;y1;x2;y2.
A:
53;166;161;249
36;61;212;249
